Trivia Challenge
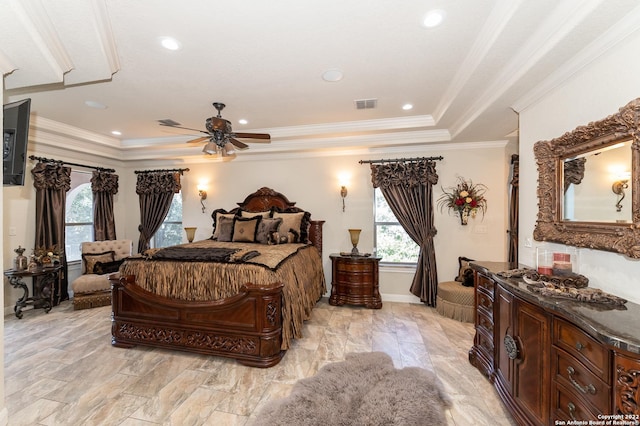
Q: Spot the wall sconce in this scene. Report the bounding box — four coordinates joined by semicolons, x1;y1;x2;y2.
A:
612;177;629;212
340;186;348;212
198;187;207;213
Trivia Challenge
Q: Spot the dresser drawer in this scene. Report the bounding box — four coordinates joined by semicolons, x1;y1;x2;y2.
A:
552;381;601;422
477;290;493;315
552;348;610;412
475;328;494;357
477;310;494;335
476;273;495;295
334;271;374;284
553;318;610;382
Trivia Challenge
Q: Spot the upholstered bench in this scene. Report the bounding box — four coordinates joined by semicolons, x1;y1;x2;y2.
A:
71;239;132;310
436;257;474;323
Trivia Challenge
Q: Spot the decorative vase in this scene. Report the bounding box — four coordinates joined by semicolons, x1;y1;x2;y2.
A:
184;227;197;243
459;209;469;225
348;229;361;255
14;246;27;271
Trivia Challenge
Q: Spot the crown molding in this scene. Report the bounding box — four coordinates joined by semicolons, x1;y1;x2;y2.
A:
433;0;521;124
91;0;121;75
511;3;640;113
450;0;605;138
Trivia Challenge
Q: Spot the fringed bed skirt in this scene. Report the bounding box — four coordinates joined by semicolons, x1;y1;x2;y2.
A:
120;243;326;349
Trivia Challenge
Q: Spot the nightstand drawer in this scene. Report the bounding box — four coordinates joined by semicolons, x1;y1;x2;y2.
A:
335;261;375;273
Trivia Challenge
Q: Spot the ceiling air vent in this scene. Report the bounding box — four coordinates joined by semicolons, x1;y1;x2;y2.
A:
355;98;377;110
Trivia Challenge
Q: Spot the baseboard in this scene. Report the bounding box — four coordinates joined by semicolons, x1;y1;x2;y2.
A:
380;293;423;304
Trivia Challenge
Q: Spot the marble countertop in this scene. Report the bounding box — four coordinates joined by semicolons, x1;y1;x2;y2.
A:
471;261;640;355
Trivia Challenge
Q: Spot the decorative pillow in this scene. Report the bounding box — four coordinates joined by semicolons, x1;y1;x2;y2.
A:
232;216;262;243
255;217;283;244
82;251;115;274
455;256;475;282
212;209;237;240
93;259;125;275
240;210;271;219
272;211;305;243
216;216;235;242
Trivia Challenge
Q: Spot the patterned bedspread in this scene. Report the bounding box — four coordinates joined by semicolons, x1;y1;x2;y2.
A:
119;239;326;349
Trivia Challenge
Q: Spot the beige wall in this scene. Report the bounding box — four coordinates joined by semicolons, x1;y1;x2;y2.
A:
518;30;640;304
3;139;511;312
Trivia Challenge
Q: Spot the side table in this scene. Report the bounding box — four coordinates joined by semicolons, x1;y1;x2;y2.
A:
4;265;62;318
329;254;382;309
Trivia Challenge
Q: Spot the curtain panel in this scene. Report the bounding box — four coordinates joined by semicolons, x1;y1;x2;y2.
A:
136;172;182;253
91;171;119;241
508;154;519;264
32;162;71;301
370;160;439;306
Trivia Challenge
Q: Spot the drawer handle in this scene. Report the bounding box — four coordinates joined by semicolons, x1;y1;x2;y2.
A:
567;366;596;395
568;402;577;421
575;341;585;351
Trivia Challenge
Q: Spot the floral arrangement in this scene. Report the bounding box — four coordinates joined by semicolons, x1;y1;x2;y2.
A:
31;245;62;265
437;177;487;223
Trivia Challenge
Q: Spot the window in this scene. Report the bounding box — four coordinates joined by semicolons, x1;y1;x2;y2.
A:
152;192;183;248
65;171;94;262
374;188;419;264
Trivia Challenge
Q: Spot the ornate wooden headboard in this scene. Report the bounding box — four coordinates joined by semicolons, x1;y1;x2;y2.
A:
235;187;325;257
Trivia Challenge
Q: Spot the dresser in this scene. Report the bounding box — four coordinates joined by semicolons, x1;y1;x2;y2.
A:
329;254;382;309
469;261;640;425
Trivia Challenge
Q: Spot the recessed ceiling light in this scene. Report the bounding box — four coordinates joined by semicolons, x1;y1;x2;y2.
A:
160;36;181;51
422;9;445;28
85;100;107;109
111;130;122;136
322;69;343;82
402;103;413;111
238;119;248;125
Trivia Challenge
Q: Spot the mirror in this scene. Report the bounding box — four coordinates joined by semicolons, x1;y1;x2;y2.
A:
534;98;640;258
563;140;632;223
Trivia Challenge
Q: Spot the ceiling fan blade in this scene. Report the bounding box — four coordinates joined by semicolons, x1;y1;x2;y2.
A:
229;138;249;149
158;120;209;135
186;136;210;144
234;132;271;140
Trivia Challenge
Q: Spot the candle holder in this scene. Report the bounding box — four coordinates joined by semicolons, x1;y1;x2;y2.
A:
348;229;361;255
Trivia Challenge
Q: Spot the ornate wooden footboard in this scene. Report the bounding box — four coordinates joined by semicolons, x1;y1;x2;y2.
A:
110;274;285;368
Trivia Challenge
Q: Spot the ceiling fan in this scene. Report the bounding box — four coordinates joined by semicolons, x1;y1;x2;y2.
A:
158;102;270;156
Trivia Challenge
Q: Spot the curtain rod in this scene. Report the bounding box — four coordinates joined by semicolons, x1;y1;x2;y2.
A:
134;168;190;174
29;155;116;173
358;156;443;164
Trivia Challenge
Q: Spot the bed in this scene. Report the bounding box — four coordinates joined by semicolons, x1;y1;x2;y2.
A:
109;187;326;367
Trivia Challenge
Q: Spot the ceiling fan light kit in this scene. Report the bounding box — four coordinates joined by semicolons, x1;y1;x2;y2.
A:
159;102;270;158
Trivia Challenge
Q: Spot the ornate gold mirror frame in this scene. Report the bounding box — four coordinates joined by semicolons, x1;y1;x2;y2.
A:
533;98;640;258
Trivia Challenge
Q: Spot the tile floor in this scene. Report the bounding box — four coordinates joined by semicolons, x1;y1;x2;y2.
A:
4;298;515;425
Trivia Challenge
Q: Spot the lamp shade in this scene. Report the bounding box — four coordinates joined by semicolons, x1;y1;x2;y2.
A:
184;227;197;243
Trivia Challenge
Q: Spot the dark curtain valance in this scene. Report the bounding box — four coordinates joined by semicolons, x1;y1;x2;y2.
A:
370;160;439;189
136;172;182;194
91;171;119;194
31;162;71;191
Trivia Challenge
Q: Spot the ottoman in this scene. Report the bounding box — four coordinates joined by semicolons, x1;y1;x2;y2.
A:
436;281;474;323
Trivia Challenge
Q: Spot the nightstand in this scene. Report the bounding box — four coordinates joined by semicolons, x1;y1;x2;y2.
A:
329;253;382;309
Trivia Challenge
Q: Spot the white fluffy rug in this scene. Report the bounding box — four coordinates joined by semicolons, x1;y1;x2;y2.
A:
252;352;451;426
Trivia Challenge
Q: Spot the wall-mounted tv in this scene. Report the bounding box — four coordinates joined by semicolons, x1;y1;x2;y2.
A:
3;98;31;186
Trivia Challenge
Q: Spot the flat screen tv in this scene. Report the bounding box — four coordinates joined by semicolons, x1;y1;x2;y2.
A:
3;98;31;186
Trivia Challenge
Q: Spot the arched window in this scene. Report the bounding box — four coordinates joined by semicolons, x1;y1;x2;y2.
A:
65;171;93;261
